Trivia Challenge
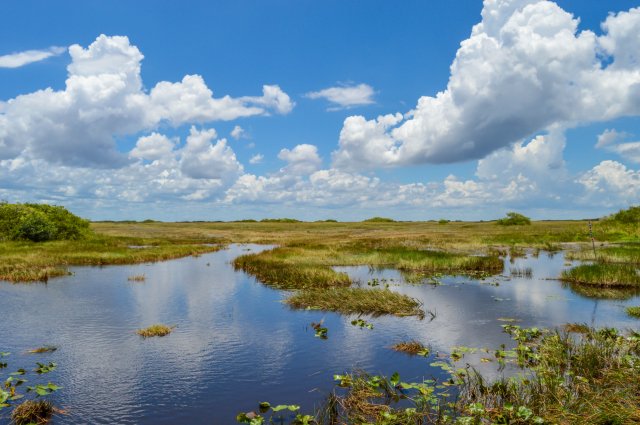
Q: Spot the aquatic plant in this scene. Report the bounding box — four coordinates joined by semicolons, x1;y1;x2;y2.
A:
350;318;373;329
127;274;146;282
236;402;313;424
626;306;640;318
510;267;533;278
496;212;531;226
136;324;175;338
311;322;328;339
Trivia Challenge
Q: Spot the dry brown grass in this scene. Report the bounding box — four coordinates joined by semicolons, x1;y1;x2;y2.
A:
136;324;175;338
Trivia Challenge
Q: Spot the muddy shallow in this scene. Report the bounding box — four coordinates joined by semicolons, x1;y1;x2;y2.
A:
1;245;638;424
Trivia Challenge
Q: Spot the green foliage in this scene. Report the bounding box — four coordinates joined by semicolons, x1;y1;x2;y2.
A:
496;212;532;226
626;306;640;318
438;219;450;225
260;218;302;223
605;205;640;224
362;217;396;223
0;202;90;242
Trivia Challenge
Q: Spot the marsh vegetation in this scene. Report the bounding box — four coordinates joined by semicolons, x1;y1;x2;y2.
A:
136;324;175;338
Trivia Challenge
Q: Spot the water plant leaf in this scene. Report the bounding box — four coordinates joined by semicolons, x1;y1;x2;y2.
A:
271;404;300;412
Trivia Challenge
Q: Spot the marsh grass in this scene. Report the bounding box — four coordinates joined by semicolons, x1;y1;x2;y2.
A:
390;340;429;356
510;267;533;278
626;306;640;318
561;263;640;287
564;282;640;300
316;327;640;424
0;236;221;282
286;287;424;317
11;400;54;425
127;274;146;282
136;324;175;338
568;243;640;264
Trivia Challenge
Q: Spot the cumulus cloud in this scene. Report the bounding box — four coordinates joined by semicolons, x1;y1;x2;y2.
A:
306;83;375;109
0;34;293;168
333;1;640;170
578;160;640;205
0;46;66;68
277;144;322;175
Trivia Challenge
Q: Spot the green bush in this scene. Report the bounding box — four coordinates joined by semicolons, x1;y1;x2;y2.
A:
0;202;90;242
605;206;640;224
362;217;395;223
496;212;531;226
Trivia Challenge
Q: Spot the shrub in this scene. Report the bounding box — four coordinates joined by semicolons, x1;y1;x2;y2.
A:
0;202;90;242
362;217;395;223
438;219;450;225
496;212;531;226
605;206;640;224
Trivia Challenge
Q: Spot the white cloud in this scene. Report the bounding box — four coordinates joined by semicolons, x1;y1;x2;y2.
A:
333;1;640;170
249;154;263;164
595;129;640;163
231;125;247;140
0;46;66;68
179;127;243;181
278;144;322;175
129;133;176;161
306;83;375;109
578;160;640;204
0;34;293;168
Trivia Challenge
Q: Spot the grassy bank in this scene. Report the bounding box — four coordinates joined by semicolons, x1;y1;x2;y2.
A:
561;263;640;287
0;236;221;282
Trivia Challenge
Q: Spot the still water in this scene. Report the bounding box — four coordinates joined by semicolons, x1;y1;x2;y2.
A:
1;245;639;424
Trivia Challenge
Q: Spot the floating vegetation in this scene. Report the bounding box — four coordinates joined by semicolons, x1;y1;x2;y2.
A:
10;400;54;425
136;324;175;338
561;264;640;287
564;282;640;300
626;306;640;318
497;317;520;323
286;287;424;318
350;318;373;329
510;267;533;278
34;362;56;374
391;340;429;356
311;322;328;339
236;402;312;424
27;346;57;354
127;274;146;282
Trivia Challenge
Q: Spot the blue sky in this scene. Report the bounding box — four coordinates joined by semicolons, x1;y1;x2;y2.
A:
1;0;639;221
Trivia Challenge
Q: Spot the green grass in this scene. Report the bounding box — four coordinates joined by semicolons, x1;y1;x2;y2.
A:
136;324;175;338
626;306;640;318
285;287;424;317
390;340;429;355
568;243;640;264
561;263;640;287
0;236;221;282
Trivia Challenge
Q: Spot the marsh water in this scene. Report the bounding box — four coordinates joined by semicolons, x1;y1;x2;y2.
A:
1;244;639;424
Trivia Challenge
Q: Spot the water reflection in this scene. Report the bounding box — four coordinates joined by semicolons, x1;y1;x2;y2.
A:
0;247;639;424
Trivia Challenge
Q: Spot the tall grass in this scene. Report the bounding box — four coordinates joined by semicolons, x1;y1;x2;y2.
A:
561;263;640;287
286;287;424;317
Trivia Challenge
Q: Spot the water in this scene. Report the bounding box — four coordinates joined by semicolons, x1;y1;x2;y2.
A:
0;245;639;424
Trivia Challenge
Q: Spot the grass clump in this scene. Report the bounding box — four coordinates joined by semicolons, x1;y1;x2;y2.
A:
510;267;533;278
127;274;146;282
10;400;54;425
496;211;531;226
561;263;640;287
260;218;301;223
136;324;175;338
390;340;429;356
286;287;424;317
626;306;640;318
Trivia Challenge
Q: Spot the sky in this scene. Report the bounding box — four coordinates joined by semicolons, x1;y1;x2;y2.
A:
1;0;640;221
